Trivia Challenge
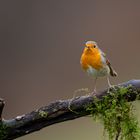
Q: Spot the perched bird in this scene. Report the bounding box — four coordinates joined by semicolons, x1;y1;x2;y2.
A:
80;41;117;93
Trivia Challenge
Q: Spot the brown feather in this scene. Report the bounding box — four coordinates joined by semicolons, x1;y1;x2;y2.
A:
106;59;117;77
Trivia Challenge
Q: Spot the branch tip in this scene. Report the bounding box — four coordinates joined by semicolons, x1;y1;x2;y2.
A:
0;98;5;121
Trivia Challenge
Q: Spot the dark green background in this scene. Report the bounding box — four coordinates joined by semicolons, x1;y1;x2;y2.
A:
0;0;140;139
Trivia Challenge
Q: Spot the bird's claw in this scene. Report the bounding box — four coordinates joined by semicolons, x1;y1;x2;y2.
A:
107;85;117;93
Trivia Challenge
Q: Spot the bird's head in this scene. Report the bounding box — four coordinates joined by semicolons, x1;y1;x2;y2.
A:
84;41;99;54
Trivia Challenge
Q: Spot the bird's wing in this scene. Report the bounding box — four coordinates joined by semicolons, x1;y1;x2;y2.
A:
100;49;117;77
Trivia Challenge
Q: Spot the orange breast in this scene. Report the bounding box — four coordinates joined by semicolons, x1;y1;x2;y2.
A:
80;48;103;70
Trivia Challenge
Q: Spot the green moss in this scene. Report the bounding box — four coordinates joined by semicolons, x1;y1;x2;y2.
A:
0;122;8;140
39;110;48;118
86;86;140;140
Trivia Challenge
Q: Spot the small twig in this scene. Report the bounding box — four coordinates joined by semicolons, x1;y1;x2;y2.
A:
115;119;121;140
115;128;121;140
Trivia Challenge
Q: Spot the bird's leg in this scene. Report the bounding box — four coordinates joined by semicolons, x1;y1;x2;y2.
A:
107;76;112;88
107;77;112;93
92;77;97;95
107;76;115;93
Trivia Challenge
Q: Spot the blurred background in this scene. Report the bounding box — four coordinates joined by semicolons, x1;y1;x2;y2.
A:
0;0;140;139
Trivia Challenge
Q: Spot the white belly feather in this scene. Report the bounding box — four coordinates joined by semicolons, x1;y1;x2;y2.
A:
87;65;110;78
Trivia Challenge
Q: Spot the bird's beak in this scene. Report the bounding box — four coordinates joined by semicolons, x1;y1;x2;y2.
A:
86;44;90;49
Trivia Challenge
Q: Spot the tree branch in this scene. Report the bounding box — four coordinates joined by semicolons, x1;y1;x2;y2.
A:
1;79;140;140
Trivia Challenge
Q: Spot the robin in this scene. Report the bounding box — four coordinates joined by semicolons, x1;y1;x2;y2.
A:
80;41;117;93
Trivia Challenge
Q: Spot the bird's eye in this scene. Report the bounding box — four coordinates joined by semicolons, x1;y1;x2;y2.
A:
93;45;96;48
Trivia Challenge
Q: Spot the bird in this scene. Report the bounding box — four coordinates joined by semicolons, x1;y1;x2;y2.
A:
80;41;117;93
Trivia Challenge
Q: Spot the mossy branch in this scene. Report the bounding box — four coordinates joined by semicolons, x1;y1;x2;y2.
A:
0;79;140;140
